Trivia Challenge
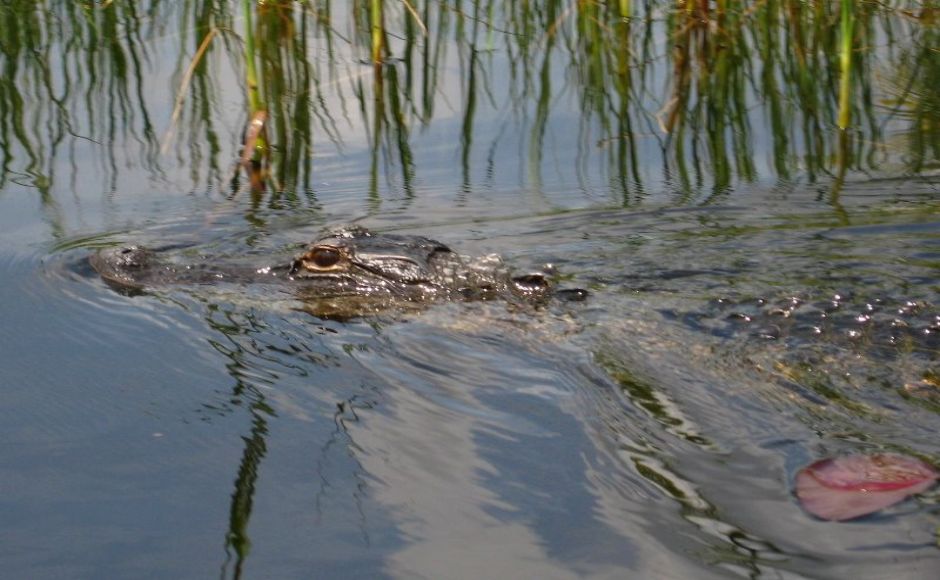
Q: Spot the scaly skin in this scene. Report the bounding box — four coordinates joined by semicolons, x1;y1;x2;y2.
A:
90;227;566;309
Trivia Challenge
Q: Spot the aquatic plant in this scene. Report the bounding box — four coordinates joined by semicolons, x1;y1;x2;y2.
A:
1;1;939;203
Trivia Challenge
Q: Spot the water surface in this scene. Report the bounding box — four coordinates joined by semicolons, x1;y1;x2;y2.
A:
1;2;938;579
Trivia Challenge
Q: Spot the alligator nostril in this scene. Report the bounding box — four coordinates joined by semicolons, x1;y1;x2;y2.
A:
555;288;589;302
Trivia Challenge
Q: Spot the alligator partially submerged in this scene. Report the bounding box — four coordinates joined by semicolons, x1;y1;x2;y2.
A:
90;226;586;316
88;226;937;356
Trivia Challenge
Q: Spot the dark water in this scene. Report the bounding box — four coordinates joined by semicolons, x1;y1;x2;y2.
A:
2;3;939;579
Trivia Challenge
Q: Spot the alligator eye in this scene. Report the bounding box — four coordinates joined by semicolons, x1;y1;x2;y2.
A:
512;273;550;294
309;246;342;268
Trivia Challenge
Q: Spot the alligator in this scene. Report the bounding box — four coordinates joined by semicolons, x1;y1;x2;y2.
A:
89;225;937;404
88;226;937;355
90;226;587;317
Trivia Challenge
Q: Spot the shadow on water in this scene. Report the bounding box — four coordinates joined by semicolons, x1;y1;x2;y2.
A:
195;303;395;580
203;307;273;580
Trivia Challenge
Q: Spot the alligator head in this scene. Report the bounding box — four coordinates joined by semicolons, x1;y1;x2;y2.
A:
90;227;577;316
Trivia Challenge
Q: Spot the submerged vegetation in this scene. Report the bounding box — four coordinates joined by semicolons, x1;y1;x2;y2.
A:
1;1;940;201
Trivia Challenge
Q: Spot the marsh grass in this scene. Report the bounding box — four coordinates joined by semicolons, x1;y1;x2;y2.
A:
2;1;940;202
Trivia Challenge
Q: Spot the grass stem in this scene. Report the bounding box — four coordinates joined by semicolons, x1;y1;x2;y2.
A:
838;0;854;130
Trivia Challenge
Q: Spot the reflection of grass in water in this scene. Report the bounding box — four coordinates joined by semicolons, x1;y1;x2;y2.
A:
881;22;940;173
595;351;712;447
772;360;871;415
0;2;159;194
899;370;940;415
2;1;940;204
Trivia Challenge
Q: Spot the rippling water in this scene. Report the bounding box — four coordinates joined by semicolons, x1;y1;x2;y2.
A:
2;180;932;579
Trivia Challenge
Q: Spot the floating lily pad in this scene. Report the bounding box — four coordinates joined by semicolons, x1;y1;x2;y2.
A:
795;453;939;521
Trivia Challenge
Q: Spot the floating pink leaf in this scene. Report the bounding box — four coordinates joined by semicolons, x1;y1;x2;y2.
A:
795;453;939;521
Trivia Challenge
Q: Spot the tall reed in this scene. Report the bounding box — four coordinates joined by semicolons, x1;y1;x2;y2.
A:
2;1;938;203
242;0;263;115
371;0;384;63
838;0;854;129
